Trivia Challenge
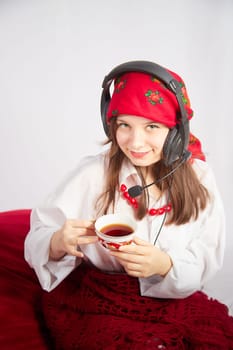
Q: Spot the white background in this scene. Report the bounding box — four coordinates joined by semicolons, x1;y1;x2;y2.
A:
0;0;233;313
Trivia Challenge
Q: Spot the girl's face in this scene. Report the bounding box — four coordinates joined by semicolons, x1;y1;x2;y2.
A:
116;115;169;167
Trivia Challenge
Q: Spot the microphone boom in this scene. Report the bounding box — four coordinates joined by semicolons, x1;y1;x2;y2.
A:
127;151;191;198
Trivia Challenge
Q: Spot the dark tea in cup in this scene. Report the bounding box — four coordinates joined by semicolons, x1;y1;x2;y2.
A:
100;223;134;237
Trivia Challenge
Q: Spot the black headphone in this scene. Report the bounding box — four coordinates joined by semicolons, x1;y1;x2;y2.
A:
100;60;190;167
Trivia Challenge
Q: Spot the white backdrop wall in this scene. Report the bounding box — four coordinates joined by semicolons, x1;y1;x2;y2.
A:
0;0;233;312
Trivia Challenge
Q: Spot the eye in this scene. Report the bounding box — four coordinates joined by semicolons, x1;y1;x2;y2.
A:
116;122;129;129
147;123;160;130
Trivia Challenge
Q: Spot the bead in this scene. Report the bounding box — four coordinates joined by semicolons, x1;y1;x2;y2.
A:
128;198;138;208
165;204;172;212
148;208;158;216
129;197;137;205
123;191;130;199
120;184;127;192
158;208;165;215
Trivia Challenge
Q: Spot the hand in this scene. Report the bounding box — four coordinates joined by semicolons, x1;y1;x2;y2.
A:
110;236;172;278
50;219;98;260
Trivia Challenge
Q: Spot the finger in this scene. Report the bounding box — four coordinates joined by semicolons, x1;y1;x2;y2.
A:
75;227;96;237
85;227;97;236
133;236;151;246
123;264;142;277
126;270;141;278
111;250;142;264
74;251;84;258
68;247;84;258
125;262;141;272
68;219;95;229
119;237;152;254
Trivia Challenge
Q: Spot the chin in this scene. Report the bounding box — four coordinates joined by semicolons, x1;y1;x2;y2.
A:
130;159;152;167
130;156;161;167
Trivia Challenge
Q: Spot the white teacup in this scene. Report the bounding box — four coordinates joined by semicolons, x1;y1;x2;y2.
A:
95;213;137;250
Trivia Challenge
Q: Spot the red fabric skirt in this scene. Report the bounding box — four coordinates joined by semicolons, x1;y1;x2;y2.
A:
42;263;233;350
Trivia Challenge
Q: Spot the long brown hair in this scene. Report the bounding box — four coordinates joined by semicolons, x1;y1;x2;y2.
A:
96;119;209;225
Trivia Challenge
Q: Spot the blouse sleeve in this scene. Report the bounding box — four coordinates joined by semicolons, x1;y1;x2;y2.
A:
139;160;225;299
24;207;81;292
24;154;104;292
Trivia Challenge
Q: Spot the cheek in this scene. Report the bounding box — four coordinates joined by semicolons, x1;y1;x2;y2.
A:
160;129;169;146
151;130;169;149
116;131;127;147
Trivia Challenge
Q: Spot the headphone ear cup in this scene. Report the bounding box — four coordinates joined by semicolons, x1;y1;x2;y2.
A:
163;127;183;166
100;86;111;136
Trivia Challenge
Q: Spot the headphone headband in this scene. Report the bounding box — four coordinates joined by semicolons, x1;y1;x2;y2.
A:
102;61;173;87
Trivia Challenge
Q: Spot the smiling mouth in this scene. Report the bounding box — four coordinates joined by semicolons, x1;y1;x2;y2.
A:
130;151;150;159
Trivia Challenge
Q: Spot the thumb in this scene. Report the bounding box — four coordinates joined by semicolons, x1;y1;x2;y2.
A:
133;236;150;246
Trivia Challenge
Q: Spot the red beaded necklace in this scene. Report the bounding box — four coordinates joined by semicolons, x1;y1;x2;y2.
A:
120;184;172;216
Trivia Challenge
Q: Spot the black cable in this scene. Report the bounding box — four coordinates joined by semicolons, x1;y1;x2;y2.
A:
153;177;173;245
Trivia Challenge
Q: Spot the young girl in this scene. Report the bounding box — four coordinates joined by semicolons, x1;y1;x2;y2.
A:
25;61;233;349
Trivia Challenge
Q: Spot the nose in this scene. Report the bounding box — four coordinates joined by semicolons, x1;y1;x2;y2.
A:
128;128;145;150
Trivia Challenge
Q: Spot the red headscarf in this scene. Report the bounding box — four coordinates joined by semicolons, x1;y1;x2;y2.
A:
106;70;205;161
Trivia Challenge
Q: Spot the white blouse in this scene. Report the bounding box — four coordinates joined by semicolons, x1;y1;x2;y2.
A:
24;151;225;298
